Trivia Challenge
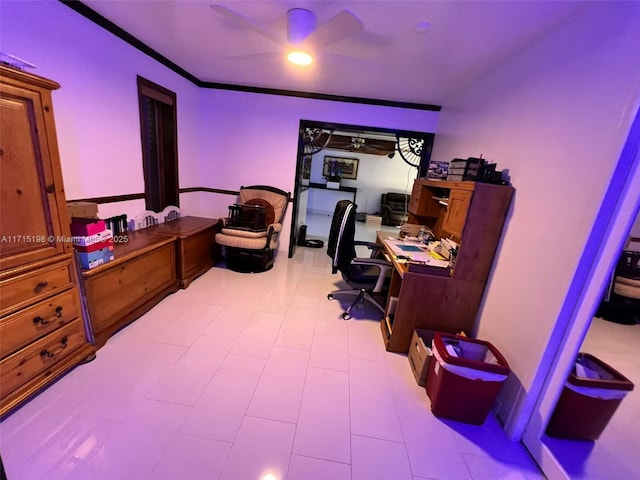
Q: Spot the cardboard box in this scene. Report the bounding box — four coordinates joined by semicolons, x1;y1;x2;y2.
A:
77;245;115;269
73;238;114;253
67;202;98;219
365;214;382;226
70;218;106;236
72;229;113;247
408;329;437;386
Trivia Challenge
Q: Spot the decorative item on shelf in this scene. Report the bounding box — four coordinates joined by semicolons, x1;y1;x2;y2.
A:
477;162;509;185
104;214;128;234
428;161;449;180
446;157;484;181
159;205;181;223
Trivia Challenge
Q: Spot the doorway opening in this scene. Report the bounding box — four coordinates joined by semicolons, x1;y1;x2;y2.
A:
288;120;435;258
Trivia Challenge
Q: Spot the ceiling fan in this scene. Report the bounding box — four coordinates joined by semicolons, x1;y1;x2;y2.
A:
209;4;364;64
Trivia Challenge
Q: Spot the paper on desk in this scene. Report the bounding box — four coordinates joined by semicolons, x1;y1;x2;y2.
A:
385;238;450;267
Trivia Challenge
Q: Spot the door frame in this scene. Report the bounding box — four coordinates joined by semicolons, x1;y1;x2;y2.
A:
520;106;640;479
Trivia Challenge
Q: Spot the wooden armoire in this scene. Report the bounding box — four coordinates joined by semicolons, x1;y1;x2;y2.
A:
0;66;94;417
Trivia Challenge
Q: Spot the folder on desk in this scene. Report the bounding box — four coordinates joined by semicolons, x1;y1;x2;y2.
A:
397;244;424;253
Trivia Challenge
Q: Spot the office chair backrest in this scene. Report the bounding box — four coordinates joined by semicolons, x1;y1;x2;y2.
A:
327;200;357;274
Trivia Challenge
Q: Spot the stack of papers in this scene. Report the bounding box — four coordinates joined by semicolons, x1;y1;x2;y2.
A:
385;238;450;268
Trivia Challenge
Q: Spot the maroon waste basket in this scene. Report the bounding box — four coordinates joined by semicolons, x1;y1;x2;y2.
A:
426;333;510;425
546;353;634;440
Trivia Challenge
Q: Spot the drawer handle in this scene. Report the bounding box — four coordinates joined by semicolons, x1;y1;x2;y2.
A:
33;306;63;326
40;336;68;358
34;281;49;294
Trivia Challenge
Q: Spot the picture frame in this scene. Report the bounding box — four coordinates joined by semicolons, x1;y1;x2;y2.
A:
427;161;449;180
323;156;359;180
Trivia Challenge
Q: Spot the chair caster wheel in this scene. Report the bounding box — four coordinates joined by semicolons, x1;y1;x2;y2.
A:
341;312;351;320
328;294;334;300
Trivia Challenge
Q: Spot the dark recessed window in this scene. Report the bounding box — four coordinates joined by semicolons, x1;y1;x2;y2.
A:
137;76;179;212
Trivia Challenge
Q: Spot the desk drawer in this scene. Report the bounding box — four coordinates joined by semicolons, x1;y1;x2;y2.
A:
0;258;75;317
0;289;81;358
0;318;86;399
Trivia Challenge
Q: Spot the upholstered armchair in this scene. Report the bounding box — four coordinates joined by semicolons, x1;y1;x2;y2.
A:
380;192;409;226
215;185;291;272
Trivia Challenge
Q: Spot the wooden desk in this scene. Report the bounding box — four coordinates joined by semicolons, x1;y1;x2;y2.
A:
147;216;220;288
80;231;178;348
377;179;514;353
377;232;484;352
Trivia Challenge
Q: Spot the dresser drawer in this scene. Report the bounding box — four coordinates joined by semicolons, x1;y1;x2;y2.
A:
0;289;81;358
0;258;76;317
0;319;86;399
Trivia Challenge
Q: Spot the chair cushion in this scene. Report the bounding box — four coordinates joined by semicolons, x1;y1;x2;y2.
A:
239;189;288;223
614;276;640;299
221;227;267;238
346;263;387;288
245;198;275;226
216;232;268;249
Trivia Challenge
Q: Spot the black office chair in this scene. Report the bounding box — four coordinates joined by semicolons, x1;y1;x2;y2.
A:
327;200;393;320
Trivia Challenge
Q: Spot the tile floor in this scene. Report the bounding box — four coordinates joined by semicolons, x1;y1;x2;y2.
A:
543;317;640;480
0;219;545;480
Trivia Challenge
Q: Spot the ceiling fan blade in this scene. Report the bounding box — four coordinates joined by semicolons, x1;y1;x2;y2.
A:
224;51;282;61
303;9;363;49
210;4;285;45
322;51;382;68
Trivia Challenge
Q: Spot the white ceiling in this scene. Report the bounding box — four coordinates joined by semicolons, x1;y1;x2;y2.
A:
82;0;584;106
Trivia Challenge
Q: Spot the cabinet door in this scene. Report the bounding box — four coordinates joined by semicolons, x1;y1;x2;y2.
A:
442;190;472;240
0;81;67;269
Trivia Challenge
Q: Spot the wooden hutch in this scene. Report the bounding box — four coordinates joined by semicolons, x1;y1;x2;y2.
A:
0;66;94;416
380;178;514;352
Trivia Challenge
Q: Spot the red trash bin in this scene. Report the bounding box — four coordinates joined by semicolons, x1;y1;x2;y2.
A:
546;353;634;440
426;333;510;425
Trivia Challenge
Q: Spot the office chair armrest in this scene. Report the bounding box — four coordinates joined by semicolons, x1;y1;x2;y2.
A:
354;240;384;258
350;257;393;292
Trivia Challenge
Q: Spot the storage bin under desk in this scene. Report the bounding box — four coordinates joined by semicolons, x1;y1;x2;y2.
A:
80;231;178;348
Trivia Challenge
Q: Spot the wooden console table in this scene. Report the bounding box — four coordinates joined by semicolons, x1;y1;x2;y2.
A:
308;182;357;201
147;216;220;288
80;231;178;348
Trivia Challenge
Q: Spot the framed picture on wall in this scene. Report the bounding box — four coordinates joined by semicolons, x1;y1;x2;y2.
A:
323;156;359;180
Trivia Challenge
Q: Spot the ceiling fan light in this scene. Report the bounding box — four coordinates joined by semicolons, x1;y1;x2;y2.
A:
287;8;316;45
287;51;313;66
